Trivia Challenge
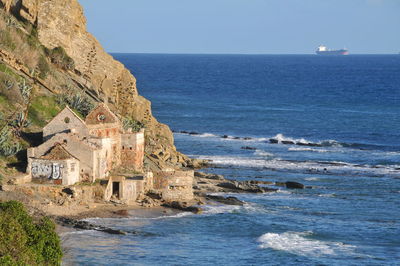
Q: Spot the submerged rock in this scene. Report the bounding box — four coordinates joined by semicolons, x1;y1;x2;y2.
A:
162;201;203;214
241;146;257;150
217;180;277;193
282;140;295;145
57;217;127;235
285;181;305;189
206;195;244;206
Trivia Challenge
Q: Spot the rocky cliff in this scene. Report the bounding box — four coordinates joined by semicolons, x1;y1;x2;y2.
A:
0;0;196;172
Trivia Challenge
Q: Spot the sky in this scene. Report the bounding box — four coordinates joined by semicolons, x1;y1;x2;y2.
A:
79;0;400;54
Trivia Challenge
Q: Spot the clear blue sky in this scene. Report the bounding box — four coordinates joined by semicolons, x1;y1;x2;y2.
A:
79;0;400;54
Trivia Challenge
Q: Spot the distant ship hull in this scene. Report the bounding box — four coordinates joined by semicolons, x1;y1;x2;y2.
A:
316;49;349;55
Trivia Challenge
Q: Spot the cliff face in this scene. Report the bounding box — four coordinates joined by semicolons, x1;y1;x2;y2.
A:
0;0;192;170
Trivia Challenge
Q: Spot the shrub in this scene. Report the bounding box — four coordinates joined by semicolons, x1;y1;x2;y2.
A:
37;55;50;80
48;46;75;71
0;126;22;157
56;93;94;117
122;117;144;132
0;201;63;265
0;30;16;50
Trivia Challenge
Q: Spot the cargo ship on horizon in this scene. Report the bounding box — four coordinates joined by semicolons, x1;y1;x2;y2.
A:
316;45;349;55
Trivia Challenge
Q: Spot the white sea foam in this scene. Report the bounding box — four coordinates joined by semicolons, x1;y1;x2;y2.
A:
202;204;242;214
257;231;355;257
198;155;400;178
304;177;320;181
288;147;332;153
197;133;218;138
254;150;274;157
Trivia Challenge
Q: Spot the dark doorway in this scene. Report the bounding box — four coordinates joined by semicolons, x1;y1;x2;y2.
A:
112;182;120;198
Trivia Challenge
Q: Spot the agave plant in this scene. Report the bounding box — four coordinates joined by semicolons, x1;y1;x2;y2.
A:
9;112;31;130
18;80;32;103
67;94;94;117
0;126;22;157
122;117;144;132
3;79;14;90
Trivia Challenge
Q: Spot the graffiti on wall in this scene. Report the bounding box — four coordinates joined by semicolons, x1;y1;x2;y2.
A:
31;162;64;179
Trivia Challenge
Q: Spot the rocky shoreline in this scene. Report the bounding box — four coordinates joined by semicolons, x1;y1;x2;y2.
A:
50;170;309;235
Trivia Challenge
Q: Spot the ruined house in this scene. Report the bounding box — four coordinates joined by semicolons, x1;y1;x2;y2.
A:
25;103;194;203
27;104;145;184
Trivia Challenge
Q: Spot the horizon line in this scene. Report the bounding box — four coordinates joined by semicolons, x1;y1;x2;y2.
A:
109;52;398;56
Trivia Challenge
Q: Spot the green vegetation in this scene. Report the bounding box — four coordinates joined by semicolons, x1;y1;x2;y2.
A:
37;55;50;80
122;117;145;132
28;96;62;127
0;201;63;265
0;30;16;51
47;46;75;71
0;63;18;79
0;125;22;157
56;93;94;117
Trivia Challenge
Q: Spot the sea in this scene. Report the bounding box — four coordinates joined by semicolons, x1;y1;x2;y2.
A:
62;54;400;265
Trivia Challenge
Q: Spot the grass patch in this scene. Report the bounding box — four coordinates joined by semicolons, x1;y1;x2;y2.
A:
28;96;62;127
0;63;17;78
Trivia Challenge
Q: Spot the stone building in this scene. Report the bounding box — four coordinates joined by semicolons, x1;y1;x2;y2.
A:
25;103;195;204
153;170;194;202
27;104;145;185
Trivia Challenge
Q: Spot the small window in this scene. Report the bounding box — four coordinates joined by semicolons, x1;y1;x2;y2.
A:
71;163;76;172
64;117;70;123
97;113;106;122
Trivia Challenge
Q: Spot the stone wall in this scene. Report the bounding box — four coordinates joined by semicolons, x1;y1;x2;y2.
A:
121;130;144;171
28;133;100;181
43;107;88;141
153;170;194;202
28;158;80;186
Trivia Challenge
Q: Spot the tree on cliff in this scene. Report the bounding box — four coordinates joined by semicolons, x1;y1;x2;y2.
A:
0;201;63;265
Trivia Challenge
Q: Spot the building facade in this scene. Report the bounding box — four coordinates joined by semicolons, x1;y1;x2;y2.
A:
27;104;144;185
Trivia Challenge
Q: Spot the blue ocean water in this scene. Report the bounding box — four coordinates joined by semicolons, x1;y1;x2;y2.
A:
62;54;400;265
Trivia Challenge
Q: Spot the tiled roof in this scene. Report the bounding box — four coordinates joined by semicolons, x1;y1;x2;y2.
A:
41;144;77;160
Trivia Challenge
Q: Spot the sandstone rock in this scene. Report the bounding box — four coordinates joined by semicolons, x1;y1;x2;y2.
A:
194;172;224;180
1;0;191;171
217;180;277;193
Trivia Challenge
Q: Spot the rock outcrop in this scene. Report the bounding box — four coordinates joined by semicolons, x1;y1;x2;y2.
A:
0;0;190;170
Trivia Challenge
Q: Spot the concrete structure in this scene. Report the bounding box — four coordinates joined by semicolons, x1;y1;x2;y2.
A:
27;104;145;185
104;172;153;204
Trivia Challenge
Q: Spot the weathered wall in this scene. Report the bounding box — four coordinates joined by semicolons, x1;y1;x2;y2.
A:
28;133;98;180
43;107;88;141
154;170;194;202
121;131;144;171
28;158;80;186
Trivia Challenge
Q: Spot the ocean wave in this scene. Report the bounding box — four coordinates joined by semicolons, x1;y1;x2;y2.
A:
198;155;400;178
257;231;355;257
288;147;333;153
202;204;242;214
269;134;343;148
254;150;274;157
